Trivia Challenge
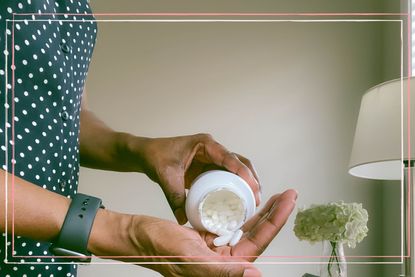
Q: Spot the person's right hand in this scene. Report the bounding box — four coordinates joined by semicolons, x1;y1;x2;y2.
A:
88;189;297;277
125;133;262;225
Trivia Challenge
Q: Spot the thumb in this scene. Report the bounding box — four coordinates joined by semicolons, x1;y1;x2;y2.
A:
242;267;262;277
216;264;261;277
160;172;188;225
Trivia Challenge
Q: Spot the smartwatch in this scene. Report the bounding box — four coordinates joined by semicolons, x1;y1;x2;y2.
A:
49;193;104;262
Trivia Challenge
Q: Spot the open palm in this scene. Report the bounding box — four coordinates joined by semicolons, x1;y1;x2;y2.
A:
137;189;297;277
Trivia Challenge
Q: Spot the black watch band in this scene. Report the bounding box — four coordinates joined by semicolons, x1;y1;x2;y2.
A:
49;193;104;262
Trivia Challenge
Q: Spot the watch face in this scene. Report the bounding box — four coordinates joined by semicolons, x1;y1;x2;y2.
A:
49;246;91;263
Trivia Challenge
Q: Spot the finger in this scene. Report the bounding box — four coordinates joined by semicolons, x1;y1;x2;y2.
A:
190;134;260;205
202;142;261;206
235;154;260;187
210;263;261;277
232;153;262;205
201;231;218;250
242;267;262;277
180;263;260;277
223;264;261;277
241;193;281;232
222;152;261;206
233;189;297;261
160;169;188;225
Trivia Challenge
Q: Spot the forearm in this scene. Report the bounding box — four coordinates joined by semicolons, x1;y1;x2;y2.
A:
0;169;70;242
79;108;149;172
0;169;144;259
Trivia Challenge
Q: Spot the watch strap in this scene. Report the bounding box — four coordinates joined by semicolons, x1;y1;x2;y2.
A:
50;193;103;261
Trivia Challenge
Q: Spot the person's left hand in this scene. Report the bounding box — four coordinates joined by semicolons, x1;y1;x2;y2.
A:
92;189;297;277
138;133;261;224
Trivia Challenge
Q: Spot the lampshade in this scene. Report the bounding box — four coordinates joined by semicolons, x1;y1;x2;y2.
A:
348;77;415;180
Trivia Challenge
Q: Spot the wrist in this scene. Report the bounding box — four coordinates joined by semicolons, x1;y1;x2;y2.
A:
87;209;137;257
115;132;150;172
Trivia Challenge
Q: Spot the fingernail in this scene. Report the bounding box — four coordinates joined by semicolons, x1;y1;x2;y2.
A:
243;268;260;277
294;189;299;200
174;208;187;225
251;164;260;181
256;192;262;206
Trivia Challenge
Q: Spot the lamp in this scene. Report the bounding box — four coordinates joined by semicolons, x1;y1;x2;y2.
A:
349;77;414;276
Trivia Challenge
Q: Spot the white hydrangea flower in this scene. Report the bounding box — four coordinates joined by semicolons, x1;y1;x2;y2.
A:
293;201;369;248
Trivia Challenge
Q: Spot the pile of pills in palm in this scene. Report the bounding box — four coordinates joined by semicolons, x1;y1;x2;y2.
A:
199;189;246;246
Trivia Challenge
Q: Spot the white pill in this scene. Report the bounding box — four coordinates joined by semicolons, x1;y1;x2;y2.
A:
213;233;234;247
229;229;243;246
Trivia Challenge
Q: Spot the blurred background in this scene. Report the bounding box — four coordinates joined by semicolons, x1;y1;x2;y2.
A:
79;0;405;276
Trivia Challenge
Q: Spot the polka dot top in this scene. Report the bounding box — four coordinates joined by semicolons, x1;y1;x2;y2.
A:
0;0;97;276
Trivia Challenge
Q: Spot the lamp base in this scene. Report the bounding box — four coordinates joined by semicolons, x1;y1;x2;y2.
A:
402;162;414;277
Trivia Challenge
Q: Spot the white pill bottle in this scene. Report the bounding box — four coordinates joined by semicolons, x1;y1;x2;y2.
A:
185;170;256;236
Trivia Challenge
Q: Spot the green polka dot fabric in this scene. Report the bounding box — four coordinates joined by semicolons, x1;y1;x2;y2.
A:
0;0;97;275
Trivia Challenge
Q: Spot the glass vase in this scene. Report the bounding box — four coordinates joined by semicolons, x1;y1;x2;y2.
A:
320;240;347;277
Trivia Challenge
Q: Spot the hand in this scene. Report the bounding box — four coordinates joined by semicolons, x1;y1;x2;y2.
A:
93;190;296;277
140;133;261;224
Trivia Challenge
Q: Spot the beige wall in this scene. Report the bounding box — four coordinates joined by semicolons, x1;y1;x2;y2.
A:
77;0;402;276
379;0;407;276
